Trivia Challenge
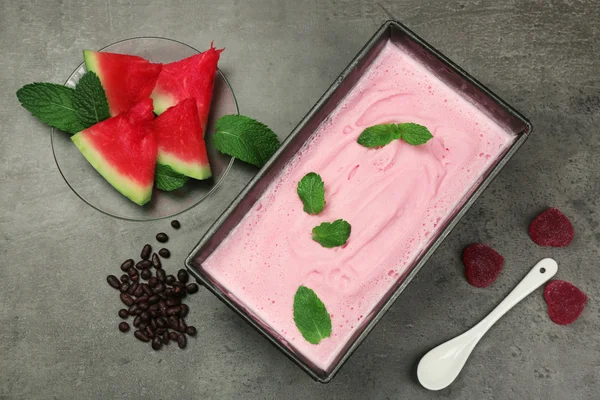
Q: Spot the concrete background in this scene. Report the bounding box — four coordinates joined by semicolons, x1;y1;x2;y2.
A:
1;0;599;398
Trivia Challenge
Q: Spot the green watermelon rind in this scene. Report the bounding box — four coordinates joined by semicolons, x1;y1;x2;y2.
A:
150;90;175;115
83;50;102;79
157;152;212;180
71;133;153;206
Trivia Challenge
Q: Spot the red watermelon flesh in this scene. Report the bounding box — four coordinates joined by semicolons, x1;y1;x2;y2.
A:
71;99;157;205
84;50;162;117
153;98;211;180
150;44;222;130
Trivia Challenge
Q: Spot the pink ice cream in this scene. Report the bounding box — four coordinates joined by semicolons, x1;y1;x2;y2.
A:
202;40;516;372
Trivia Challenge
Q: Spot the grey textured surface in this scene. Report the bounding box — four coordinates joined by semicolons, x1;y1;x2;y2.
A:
1;0;599;399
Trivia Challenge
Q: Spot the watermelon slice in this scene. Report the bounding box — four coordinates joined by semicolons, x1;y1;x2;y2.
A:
71;99;157;205
84;50;162;117
153;98;211;180
150;44;222;129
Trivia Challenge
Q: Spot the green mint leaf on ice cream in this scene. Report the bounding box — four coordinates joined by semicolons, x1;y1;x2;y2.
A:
213;115;280;167
357;122;433;148
297;172;325;215
155;164;189;191
293;286;332;345
74;72;110;128
312;219;351;248
16;83;86;134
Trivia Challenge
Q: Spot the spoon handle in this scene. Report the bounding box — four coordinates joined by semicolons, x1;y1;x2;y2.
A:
473;258;558;334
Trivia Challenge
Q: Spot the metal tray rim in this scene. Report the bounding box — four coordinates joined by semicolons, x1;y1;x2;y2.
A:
185;19;532;383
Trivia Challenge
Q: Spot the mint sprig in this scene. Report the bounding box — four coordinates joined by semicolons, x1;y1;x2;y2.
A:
357;122;433;148
212;115;280;167
293;286;332;345
16;83;86;134
297;172;325;215
74;71;110;127
155;164;189;191
16;72;111;134
312;219;351;248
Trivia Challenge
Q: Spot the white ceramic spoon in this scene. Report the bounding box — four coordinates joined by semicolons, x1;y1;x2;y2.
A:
417;258;558;391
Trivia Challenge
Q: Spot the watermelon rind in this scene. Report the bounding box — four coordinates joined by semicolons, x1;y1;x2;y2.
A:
150;91;175;115
157;152;212;180
71;133;153;206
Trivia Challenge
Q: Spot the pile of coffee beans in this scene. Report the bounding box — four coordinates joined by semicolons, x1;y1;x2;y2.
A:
106;220;200;350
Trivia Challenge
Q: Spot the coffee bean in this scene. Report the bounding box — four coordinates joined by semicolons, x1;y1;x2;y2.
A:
151;253;162;269
107;275;120;289
133;285;144;298
186;283;199;294
134;295;149;304
148;277;159;288
150;318;157;330
178;318;187;332
120;259;134;272
169;331;179;341
153;283;165;294
119;282;130;293
127;267;138;278
134;330;150;342
158;292;168;300
172;285;185;297
133;315;141;327
156;233;169;243
177;269;189;284
160;307;168;317
167;316;179;330
156;269;166;283
186;326;197;336
139;322;148;330
118;309;128;319
167;306;181;317
166;297;181;307
148;295;159;305
152;336;163;350
139;302;150;311
158;300;167;309
140;269;151;280
180;304;189;318
127;283;138;296
120;274;130;283
128;304;140;316
119;322;130;332
163;288;174;298
149;304;159;312
177;334;187;349
145;326;155;339
158;248;170;258
163;332;170;345
140;244;152;260
156;318;166;329
156;327;166;335
150;310;160;318
136;260;152;270
140;312;150;322
131;275;139;282
120;293;134;307
166;275;176;285
142;284;153;296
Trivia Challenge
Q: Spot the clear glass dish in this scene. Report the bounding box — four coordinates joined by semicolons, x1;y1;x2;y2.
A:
51;37;238;221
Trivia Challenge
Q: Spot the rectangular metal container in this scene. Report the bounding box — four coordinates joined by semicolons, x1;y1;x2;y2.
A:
185;20;532;383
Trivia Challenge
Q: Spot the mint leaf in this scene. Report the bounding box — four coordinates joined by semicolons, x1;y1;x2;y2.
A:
74;71;110;128
297;172;325;215
312;219;351;248
293;286;332;344
155;164;189;191
398;123;433;145
16;83;85;134
213;115;280;167
357;123;401;148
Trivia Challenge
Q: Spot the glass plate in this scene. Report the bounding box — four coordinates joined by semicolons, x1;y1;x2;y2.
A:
51;37;238;221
